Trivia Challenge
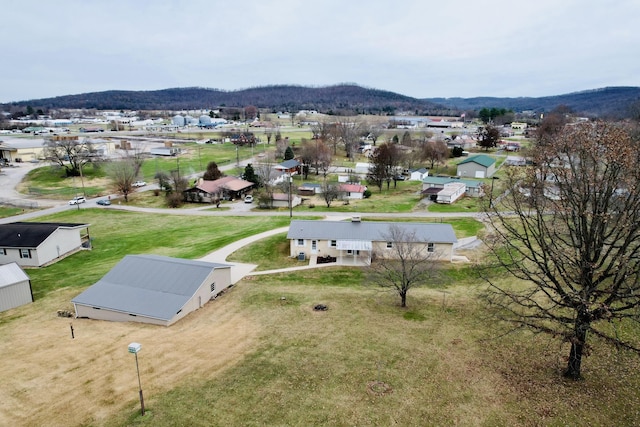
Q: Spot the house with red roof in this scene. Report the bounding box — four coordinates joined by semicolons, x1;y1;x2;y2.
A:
339;183;367;199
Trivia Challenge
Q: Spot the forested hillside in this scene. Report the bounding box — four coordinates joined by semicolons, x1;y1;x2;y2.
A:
2;84;639;118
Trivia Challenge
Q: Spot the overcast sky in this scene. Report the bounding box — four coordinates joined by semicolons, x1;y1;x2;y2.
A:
2;0;639;103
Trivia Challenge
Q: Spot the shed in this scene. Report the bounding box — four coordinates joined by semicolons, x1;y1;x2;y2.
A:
457;155;496;178
0;262;33;312
72;255;232;326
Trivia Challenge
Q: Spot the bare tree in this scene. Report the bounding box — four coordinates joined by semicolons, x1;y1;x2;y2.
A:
477;124;500;151
366;142;400;191
420;140;449;169
483;121;640;380
368;224;440;307
335;119;363;160
367;123;383;146
108;157;138;202
265;127;274;144
44;136;97;176
254;154;277;207
321;180;341;208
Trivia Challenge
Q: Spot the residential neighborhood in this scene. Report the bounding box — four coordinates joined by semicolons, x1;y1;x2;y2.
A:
1;97;639;427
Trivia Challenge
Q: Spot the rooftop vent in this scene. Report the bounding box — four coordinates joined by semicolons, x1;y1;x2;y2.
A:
352;216;361;223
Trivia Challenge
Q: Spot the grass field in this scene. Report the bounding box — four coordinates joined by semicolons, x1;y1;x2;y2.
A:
2;206;640;425
4;264;639;426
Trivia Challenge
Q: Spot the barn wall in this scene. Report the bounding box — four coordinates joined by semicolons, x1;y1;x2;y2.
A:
73;304;169;326
0;280;33;312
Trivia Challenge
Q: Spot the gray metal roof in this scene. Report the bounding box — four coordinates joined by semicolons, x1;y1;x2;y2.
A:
72;255;230;321
0;262;30;288
287;220;457;244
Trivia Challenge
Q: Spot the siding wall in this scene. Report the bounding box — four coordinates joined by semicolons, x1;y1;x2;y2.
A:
0;280;33;312
290;239;454;262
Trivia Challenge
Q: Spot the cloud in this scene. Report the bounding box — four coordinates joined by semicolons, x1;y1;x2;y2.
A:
1;0;638;103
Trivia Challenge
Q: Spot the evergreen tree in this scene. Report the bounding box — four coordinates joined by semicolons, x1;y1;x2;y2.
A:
243;163;260;186
284;146;294;160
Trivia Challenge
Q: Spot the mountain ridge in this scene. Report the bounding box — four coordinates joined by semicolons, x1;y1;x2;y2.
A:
3;84;639;118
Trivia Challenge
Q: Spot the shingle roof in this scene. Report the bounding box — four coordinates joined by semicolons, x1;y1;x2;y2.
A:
190;176;253;194
287;220;457;244
72;255;230;321
0;222;89;248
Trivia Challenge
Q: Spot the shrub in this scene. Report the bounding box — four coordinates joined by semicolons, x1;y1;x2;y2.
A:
363;189;372;198
166;192;184;208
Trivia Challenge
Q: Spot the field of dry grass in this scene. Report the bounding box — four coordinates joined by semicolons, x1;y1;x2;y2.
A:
0;286;260;426
3;266;639;426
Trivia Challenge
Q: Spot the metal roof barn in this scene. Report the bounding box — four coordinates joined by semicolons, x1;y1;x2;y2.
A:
72;255;232;326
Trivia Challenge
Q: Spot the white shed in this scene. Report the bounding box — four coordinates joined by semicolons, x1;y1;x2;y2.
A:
0;263;33;312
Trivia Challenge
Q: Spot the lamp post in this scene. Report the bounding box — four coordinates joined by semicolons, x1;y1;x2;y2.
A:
288;173;293;218
489;176;500;208
128;342;145;416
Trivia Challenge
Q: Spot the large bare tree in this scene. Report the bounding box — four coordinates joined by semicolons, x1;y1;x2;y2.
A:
368;224;440;307
44;136;97;176
420;140;449;169
108;157;138;202
483;121;640;380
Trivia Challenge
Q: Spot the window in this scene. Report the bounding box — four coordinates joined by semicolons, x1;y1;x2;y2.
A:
20;249;31;259
386;242;393;248
297;239;305;246
330;240;337;247
0;248;6;255
427;243;435;253
210;282;216;293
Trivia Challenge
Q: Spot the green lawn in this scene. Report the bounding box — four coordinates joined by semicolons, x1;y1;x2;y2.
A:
22;209;291;299
104;267;640;427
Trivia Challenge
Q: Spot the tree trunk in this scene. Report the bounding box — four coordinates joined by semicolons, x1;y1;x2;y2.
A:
400;291;407;308
564;318;589;380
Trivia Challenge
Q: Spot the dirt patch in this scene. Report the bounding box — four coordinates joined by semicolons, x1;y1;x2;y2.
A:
0;287;260;426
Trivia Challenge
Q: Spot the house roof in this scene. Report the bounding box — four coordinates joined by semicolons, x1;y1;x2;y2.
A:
0;222;89;248
72;255;230;321
339;184;366;193
276;159;300;170
0;262;30;288
188;176;253;194
410;168;428;174
422;176;484;189
287;220;457;244
457;154;496;168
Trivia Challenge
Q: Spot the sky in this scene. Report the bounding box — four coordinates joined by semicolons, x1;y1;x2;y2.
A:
2;0;639;103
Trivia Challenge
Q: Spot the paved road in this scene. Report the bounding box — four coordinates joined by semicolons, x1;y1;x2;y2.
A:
0;161;482;283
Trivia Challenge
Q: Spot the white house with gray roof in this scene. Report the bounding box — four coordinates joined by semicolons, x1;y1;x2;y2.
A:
72;255;232;326
287;218;457;265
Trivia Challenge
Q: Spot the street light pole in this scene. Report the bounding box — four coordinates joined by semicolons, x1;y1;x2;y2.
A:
128;343;145;416
489;176;500;208
288;173;293;218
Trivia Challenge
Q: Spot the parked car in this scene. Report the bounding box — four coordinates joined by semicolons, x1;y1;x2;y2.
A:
68;196;86;205
132;180;147;187
96;199;111;206
244;195;254;203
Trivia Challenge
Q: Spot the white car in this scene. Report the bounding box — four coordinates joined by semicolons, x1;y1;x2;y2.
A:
68;196;86;205
244;195;254;203
132;180;147;188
